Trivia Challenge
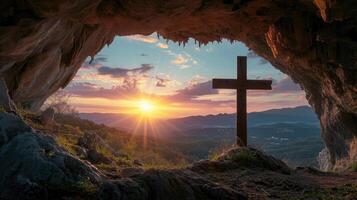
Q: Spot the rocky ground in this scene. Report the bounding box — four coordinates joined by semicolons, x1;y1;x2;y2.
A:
0;111;356;200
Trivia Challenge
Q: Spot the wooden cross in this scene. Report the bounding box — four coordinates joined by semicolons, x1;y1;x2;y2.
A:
212;56;272;146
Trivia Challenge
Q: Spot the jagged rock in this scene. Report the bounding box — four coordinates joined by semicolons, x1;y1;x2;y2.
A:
77;132;97;150
0;113;248;199
78;131;129;162
87;149;112;164
120;167;145;178
109;170;247;200
0;79;16;113
77;131;115;164
0;113;103;199
39;107;55;125
0;112;33;148
0;0;356;167
73;145;87;158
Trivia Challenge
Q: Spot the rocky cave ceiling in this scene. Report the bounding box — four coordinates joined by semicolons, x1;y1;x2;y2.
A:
0;0;356;168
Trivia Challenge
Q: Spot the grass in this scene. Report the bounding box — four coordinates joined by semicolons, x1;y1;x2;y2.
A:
18;109;189;175
225;148;260;166
55;134;78;156
208;146;229;160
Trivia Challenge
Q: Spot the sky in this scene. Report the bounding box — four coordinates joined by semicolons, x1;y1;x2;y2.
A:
64;33;308;118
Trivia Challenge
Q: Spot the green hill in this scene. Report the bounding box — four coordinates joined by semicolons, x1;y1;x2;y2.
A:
22;110;188;175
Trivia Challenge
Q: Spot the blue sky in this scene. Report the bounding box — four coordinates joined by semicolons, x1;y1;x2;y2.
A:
66;33;308;117
99;34;283;82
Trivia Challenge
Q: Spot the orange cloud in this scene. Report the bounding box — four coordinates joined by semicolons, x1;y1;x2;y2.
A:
157;42;169;49
125;35;158;43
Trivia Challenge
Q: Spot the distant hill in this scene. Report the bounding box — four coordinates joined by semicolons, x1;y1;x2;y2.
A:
80;106;319;132
169;106;319;129
248;106;319;126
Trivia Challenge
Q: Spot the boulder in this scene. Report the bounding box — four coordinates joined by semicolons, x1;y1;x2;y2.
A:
110;170;247;200
217;147;291;174
0;113;259;200
77;131;97;150
87;149;112;164
190;147;291;174
0;113;103;199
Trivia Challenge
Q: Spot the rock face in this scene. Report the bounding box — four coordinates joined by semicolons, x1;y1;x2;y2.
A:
0;112;356;199
0;113;103;199
0;0;356;168
0;112;245;199
77;131;127;164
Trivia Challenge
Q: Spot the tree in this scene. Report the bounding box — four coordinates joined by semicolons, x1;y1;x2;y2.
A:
42;90;79;117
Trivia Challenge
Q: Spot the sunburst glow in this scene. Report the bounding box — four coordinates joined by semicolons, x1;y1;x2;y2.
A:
138;100;155;113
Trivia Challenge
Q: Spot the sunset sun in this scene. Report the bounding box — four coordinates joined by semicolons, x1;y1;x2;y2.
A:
138;100;155;114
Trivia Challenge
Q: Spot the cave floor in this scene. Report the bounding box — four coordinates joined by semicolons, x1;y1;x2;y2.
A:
195;167;357;199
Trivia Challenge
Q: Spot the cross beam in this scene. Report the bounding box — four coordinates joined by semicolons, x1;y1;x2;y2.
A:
212;56;272;146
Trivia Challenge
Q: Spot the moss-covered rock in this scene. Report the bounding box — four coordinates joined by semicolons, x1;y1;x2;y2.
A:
218;147;291;173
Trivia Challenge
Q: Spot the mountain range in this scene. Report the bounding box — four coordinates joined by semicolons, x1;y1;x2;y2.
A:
80;106;319;132
80;106;323;167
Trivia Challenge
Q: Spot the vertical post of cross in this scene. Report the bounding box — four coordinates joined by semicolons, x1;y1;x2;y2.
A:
212;55;272;147
237;56;247;146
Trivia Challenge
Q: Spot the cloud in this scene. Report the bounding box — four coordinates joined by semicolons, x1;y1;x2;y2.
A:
82;55;107;69
97;64;154;78
157;42;169;49
124;35;169;50
170;52;198;69
67;74;307;114
125;35;158;43
66;80;139;99
272;76;302;93
248;76;303;97
187;75;206;85
155;75;170;87
172;80;218;100
154;74;181;88
140;53;148;56
171;54;189;65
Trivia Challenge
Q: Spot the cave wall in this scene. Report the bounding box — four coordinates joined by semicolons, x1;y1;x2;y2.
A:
0;0;356;168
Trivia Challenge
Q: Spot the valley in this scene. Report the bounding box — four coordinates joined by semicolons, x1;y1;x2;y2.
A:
80;106;324;167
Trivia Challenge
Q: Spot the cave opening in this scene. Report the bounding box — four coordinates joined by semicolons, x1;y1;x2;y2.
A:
44;33;323;168
1;1;357;198
0;0;355;174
